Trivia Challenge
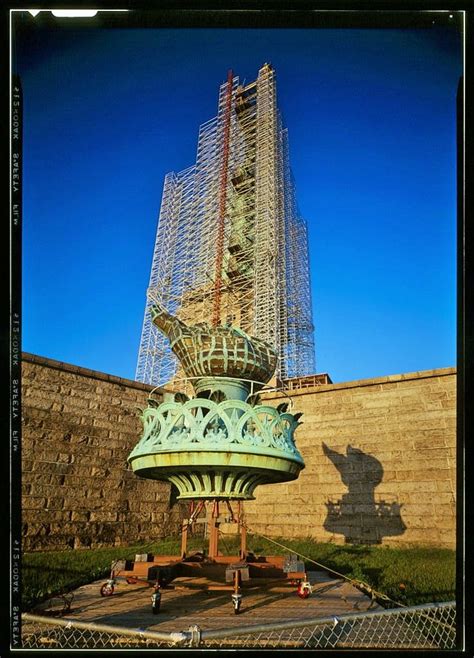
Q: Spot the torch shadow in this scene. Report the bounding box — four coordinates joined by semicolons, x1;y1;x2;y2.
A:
322;443;406;545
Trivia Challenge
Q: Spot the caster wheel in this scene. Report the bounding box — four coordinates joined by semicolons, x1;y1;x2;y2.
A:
100;582;114;597
151;588;161;614
232;594;242;614
297;582;312;599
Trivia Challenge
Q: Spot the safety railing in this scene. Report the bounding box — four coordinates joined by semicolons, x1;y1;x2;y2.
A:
21;601;456;650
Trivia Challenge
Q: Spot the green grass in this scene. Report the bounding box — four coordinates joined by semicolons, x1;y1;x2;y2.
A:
21;537;186;610
248;537;456;608
22;533;456;611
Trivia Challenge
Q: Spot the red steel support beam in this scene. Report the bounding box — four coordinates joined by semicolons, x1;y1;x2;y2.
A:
238;501;247;559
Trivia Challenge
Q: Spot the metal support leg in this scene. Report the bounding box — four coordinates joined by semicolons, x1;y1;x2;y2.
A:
237;501;247;559
151;582;162;614
181;520;188;559
208;500;220;559
231;569;242;614
189;501;195;536
181;500;205;559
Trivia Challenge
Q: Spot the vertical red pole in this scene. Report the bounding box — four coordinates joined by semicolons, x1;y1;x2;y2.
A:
181;518;188;559
189;500;195;536
238;501;247;559
212;69;233;327
208;500;220;559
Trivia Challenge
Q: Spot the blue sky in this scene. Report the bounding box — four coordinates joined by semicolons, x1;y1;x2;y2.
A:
15;23;461;383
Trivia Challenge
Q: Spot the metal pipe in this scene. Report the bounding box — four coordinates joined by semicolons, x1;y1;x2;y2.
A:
200;601;456;641
22;613;187;644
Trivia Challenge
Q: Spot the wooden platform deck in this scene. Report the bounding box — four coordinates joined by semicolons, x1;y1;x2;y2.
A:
32;569;381;634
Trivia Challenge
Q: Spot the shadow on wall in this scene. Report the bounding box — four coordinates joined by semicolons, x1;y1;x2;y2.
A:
322;443;406;545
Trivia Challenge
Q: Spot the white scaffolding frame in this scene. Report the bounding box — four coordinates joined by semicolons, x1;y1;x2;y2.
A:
136;64;315;387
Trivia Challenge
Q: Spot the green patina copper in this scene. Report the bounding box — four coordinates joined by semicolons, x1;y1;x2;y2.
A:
149;304;277;387
128;303;305;499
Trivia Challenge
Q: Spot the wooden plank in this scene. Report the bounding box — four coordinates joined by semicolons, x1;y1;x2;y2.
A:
33;569;381;635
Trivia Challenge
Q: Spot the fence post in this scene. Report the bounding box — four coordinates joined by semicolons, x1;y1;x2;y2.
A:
187;624;202;647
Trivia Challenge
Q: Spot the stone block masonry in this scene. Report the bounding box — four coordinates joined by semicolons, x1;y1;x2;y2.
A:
21;353;187;552
21;354;456;551
243;368;456;549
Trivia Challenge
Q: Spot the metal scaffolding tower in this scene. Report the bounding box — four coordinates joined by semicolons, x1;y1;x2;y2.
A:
136;63;315;387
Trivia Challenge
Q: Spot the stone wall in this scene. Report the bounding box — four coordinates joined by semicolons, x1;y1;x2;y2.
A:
21;353;186;552
21;354;456;551
243;368;456;548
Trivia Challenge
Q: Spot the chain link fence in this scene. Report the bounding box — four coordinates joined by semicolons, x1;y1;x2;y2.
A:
200;601;457;649
22;601;456;650
21;615;183;649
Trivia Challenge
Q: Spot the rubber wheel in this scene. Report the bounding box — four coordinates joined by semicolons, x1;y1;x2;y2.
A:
152;601;161;615
234;603;241;615
100;583;114;597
